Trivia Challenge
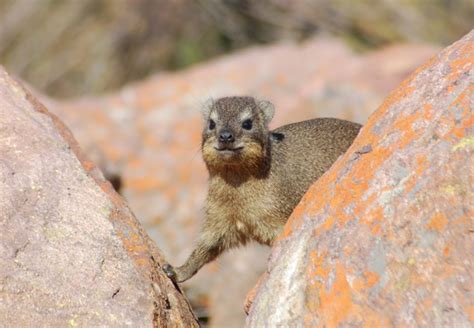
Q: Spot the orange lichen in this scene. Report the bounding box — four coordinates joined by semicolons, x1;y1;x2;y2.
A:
467;306;474;322
447;42;474;81
308;250;329;287
415;155;428;176
134;257;150;267
415;297;435;323
443;246;450;256
89;110;109;128
362;311;392;328
392;109;423;149
276;74;287;85
371;224;382;235
353;193;377;219
350;271;380;293
99;142;122;162
365;271;380;288
447;87;473;139
310;265;388;327
404;154;428;192
423;103;433;120
82;159;96;172
349;145;390;188
351;277;366;292
318;263;353;328
427;213;449;232
126;177;164;192
313;216;337;237
359;205;384;235
127;156;143;169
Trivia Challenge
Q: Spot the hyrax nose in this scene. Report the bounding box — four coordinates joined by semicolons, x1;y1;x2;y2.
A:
219;130;234;143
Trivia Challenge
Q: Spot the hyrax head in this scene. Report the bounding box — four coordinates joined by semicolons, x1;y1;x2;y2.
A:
201;96;274;170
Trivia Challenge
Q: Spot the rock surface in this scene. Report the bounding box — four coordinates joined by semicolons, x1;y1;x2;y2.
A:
247;31;474;327
40;37;438;326
0;68;198;327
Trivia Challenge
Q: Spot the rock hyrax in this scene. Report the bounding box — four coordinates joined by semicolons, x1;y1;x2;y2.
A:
164;96;361;282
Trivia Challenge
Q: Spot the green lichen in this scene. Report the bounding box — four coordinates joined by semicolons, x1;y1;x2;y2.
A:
452;137;474;151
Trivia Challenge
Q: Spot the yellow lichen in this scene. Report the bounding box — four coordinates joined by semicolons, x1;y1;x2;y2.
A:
452;136;474;151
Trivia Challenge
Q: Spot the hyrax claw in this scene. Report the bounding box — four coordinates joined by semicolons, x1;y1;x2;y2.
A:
163;264;177;281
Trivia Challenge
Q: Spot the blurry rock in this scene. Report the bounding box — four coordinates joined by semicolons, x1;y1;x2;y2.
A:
247;31;473;326
0;68;198;327
209;244;269;328
0;0;470;98
40;37;438;326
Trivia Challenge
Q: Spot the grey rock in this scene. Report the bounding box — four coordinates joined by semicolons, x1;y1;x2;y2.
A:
0;67;198;327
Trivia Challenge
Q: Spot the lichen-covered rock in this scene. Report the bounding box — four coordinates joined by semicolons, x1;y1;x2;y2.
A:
246;31;474;327
0;68;198;327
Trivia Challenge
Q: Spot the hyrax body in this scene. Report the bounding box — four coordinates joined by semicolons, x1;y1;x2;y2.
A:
164;96;361;282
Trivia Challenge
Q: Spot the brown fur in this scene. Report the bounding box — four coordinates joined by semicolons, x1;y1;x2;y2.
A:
163;96;361;282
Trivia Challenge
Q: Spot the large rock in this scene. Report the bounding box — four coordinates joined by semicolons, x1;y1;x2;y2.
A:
40;37;438;326
247;31;473;326
0;68;198;327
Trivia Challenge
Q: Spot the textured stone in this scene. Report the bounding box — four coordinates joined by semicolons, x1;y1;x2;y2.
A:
0;68;198;327
247;31;473;327
39;37;438;326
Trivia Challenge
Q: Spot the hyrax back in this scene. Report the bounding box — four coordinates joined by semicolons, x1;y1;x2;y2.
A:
164;96;361;282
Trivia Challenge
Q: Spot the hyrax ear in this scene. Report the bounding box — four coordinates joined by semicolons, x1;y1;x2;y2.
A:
201;98;214;119
257;100;275;125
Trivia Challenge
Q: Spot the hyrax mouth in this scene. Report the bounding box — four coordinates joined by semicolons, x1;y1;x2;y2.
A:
214;146;244;158
214;146;244;152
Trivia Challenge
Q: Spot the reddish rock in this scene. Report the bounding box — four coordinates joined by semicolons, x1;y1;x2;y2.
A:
246;31;473;327
0;68;198;327
38;37;438;326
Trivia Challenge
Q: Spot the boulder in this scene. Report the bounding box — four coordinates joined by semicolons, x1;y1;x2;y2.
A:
0;68;198;327
247;31;473;327
41;37;438;326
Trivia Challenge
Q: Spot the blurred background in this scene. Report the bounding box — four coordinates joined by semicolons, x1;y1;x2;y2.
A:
1;0;472;98
1;1;472;327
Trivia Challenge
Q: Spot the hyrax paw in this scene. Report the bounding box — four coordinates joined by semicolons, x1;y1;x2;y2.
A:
163;264;177;281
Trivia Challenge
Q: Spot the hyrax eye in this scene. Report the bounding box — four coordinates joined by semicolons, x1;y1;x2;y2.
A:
242;119;253;130
209;119;216;130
